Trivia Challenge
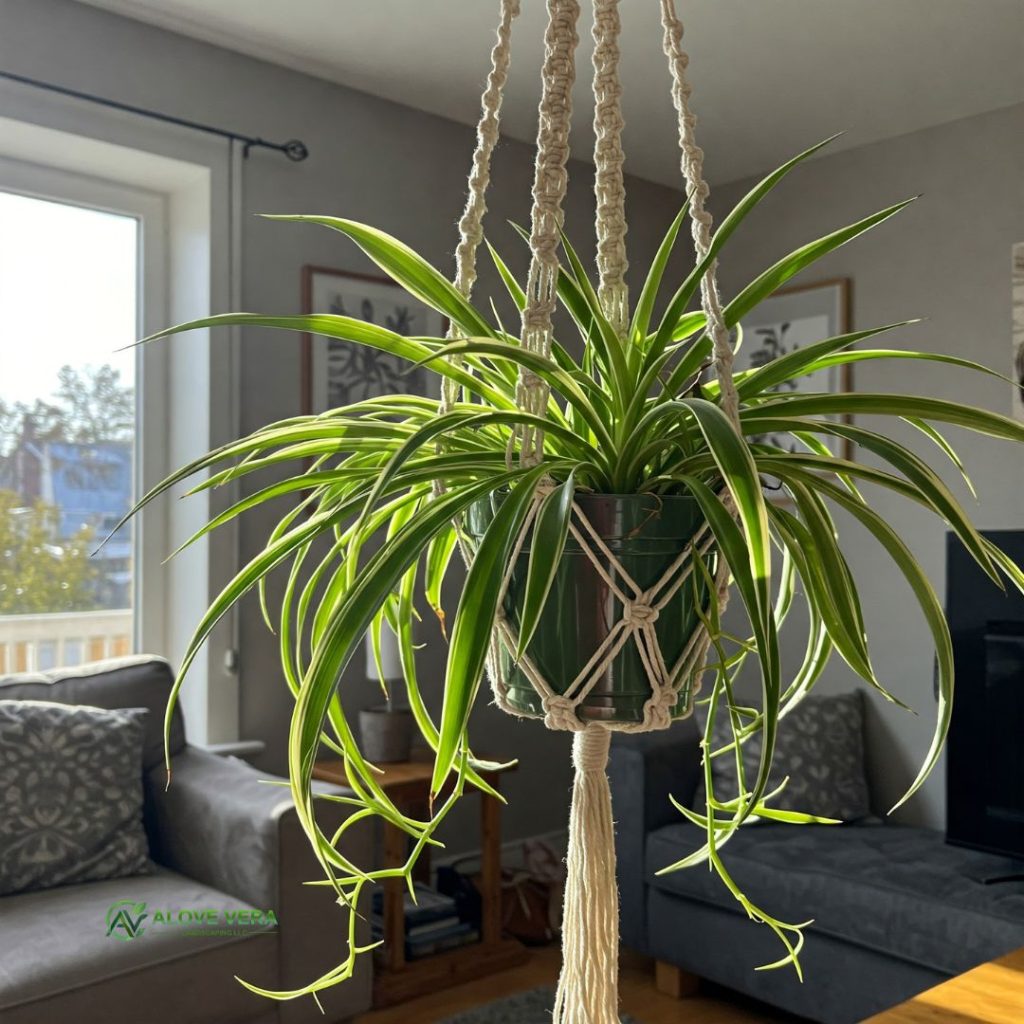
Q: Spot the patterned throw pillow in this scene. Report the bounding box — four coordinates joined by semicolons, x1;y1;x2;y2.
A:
0;700;151;895
693;691;872;822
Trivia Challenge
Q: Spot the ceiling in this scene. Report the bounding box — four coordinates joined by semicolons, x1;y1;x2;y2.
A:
76;0;1024;187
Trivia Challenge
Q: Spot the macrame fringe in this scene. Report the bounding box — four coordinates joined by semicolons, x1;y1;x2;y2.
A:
553;726;620;1024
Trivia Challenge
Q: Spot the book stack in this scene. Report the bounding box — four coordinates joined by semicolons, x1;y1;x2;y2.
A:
372;882;480;961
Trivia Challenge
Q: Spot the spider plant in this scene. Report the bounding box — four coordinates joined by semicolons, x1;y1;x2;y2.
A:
128;135;1024;995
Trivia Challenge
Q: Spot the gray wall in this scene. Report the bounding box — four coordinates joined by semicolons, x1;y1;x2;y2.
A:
0;0;687;848
711;103;1024;827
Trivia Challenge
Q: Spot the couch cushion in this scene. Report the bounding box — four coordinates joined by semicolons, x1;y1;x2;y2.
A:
0;656;185;770
647;821;1024;974
695;691;872;822
0;867;279;1024
0;701;151;896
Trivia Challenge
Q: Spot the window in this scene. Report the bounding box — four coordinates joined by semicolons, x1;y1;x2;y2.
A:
0;189;140;672
0;96;239;743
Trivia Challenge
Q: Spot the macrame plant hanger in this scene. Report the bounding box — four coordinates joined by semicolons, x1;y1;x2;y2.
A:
444;1;740;1021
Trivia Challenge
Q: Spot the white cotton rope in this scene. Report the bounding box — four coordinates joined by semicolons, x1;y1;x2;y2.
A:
440;0;520;420
552;726;619;1024
592;0;629;336
436;2;744;1022
659;0;738;622
660;0;740;428
513;0;580;468
453;0;520;304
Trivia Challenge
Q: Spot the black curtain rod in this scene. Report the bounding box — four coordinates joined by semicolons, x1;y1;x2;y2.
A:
0;69;309;161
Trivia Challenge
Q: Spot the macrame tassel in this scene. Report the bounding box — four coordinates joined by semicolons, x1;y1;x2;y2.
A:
553;726;621;1024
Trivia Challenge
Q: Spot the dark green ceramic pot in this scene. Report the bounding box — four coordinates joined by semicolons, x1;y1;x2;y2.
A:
466;491;715;725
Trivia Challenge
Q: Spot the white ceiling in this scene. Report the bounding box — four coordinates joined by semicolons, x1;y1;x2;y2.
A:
76;0;1024;187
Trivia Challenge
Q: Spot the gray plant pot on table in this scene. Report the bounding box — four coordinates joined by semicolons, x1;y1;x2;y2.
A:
360;705;413;763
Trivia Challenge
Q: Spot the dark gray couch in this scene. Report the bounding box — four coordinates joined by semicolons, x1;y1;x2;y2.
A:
610;718;1024;1023
0;656;372;1024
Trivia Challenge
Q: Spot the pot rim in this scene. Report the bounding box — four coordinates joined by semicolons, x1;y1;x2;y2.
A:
569;489;699;502
467;488;707;543
360;704;414;716
472;487;701;503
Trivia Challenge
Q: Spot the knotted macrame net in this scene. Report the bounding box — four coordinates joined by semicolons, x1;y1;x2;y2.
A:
440;2;740;1021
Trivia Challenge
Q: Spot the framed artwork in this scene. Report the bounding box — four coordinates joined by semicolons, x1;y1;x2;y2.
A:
1012;242;1024;424
735;278;853;475
301;266;446;414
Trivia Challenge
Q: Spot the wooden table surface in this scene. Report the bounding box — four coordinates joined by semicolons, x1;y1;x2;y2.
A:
863;947;1024;1023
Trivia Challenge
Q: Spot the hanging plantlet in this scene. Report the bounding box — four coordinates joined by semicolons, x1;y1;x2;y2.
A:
123;0;1024;1017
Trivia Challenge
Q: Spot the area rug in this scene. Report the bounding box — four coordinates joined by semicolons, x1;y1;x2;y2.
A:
438;986;642;1024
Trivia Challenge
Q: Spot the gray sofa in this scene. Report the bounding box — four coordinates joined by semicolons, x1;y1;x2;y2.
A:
0;656;372;1024
610;718;1024;1024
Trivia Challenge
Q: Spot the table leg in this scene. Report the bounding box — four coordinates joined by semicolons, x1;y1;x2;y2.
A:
410;796;432;885
479;779;502;946
655;961;700;998
382;819;407;971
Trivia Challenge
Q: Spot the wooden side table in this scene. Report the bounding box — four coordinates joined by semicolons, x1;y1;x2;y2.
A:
314;754;528;1008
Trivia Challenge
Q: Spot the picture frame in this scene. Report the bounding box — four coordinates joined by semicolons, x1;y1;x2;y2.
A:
1012;242;1024;424
301;266;446;415
735;277;853;483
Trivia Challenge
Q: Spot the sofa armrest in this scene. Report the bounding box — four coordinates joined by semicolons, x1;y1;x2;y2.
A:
146;746;371;1024
146;747;286;907
609;719;701;953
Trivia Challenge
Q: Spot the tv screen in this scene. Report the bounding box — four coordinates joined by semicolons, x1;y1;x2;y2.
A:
946;531;1024;859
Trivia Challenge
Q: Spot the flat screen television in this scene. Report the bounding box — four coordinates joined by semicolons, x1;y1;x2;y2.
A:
946;530;1024;859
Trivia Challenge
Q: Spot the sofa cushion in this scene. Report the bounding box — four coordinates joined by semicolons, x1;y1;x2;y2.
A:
646;821;1024;975
646;888;945;1024
0;868;279;1024
695;691;872;822
0;655;186;771
0;700;150;896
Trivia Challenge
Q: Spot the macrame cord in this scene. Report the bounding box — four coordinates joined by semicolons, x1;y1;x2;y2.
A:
660;0;740;429
511;0;580;469
591;0;628;337
440;2;738;1022
440;0;521;421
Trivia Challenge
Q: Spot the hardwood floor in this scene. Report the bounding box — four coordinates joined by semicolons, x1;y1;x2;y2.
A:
356;946;789;1024
863;946;1024;1023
